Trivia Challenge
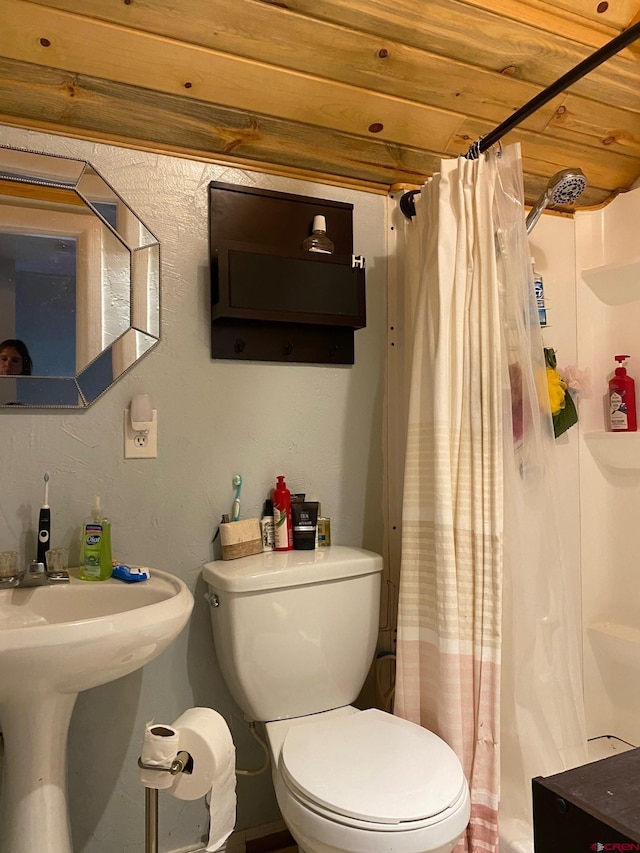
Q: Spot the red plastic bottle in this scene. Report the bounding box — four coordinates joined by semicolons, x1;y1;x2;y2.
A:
272;475;293;551
609;355;637;432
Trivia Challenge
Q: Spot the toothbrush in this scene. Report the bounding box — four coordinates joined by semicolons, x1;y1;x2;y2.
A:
36;472;51;565
231;474;242;522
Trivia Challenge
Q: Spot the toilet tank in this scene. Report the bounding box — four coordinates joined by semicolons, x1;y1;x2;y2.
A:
202;546;383;722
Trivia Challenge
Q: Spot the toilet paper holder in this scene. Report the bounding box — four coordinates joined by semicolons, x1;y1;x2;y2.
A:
137;709;236;853
137;751;192;853
137;750;193;777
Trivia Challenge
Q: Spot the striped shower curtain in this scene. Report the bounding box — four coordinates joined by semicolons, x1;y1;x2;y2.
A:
394;147;513;852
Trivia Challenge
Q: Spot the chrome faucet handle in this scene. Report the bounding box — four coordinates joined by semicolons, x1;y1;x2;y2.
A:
46;569;70;584
18;560;48;587
0;559;70;588
45;549;70;583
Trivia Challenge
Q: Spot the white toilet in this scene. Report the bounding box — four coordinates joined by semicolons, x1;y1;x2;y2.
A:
203;545;470;853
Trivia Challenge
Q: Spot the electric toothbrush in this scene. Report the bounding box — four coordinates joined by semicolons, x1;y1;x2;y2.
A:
37;472;51;566
231;474;242;521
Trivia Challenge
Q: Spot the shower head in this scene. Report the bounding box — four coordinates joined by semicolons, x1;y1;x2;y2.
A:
525;168;587;234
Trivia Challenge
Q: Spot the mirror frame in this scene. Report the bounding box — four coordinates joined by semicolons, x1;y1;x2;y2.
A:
0;145;160;408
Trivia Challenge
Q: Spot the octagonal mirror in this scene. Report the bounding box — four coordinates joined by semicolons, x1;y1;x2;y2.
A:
0;145;159;408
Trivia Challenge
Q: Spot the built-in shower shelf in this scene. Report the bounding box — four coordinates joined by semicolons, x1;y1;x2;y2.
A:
584;431;640;469
582;259;640;305
588;622;640;670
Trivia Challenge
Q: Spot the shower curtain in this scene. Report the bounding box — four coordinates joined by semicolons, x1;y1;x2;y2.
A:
393;144;587;852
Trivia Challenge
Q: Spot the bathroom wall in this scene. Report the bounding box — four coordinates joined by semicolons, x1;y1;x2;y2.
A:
527;215;581;580
575;186;640;746
527;187;640;749
0;124;387;852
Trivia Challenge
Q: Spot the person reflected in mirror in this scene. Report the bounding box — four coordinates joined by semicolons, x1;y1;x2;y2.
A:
0;339;33;375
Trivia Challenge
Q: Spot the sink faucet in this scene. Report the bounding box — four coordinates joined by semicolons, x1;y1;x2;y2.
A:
0;559;70;589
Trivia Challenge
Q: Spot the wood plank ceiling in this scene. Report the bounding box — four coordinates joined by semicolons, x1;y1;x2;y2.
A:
1;0;639;211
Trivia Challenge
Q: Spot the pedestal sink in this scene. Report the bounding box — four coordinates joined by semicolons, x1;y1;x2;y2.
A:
0;569;194;853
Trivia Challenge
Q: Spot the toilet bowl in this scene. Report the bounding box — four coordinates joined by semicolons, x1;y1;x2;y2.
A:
203;548;470;853
265;707;470;853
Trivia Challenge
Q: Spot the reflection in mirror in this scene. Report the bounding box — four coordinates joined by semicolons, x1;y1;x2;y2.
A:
0;146;160;408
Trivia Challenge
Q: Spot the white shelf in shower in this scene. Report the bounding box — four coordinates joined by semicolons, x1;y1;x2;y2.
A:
582;259;640;306
584;431;640;469
588;621;640;670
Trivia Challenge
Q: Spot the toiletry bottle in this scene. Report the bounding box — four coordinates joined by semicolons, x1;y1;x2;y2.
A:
272;476;293;551
79;495;113;581
317;516;331;547
609;355;637;432
292;501;319;550
531;258;547;327
260;499;275;551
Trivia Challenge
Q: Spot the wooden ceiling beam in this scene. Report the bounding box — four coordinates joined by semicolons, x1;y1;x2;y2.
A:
1;0;637;202
0;57;617;209
0;58;443;189
2;0;468;152
24;0;640;112
278;0;638;79
4;1;638;156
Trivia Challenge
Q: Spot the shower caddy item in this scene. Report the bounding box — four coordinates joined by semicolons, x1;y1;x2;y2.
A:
608;355;637;432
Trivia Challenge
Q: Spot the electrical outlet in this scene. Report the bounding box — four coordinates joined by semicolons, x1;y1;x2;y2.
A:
124;409;158;458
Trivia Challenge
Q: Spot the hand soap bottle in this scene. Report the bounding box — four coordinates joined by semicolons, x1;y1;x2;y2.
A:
608;355;637;432
79;494;113;581
272;475;293;551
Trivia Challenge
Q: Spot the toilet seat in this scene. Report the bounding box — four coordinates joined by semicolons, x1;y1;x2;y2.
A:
281;770;470;834
279;708;467;828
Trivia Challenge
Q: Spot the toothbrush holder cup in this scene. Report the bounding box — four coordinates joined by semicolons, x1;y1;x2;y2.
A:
0;550;20;578
46;548;69;574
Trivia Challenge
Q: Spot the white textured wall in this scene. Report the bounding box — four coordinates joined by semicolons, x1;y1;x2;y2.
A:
576;187;640;745
0;125;387;852
527;215;581;579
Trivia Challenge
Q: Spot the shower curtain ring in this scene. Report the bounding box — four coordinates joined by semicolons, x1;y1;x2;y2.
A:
465;137;484;160
465;136;502;161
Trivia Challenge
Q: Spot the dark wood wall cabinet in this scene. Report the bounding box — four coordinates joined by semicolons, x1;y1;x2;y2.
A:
209;182;366;365
532;747;640;852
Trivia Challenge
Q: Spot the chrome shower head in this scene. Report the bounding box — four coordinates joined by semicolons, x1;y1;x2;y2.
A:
525;168;587;234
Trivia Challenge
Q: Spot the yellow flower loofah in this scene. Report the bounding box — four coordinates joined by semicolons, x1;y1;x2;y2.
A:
544;347;578;438
546;366;567;415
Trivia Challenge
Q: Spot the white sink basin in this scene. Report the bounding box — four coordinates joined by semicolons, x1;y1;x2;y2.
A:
0;570;193;697
0;568;194;853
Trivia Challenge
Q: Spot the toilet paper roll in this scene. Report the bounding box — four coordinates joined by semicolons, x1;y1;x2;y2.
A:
138;722;181;790
168;707;236;852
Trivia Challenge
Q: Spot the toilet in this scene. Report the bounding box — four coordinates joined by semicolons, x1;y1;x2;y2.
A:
203;545;470;853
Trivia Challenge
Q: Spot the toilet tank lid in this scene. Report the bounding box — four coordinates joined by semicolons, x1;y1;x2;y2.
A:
203;546;383;593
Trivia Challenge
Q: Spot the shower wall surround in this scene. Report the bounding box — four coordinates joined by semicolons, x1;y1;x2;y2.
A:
576;186;640;747
0;124;386;852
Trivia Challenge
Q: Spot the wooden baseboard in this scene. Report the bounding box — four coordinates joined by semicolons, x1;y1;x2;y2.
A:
246;828;297;852
216;820;297;853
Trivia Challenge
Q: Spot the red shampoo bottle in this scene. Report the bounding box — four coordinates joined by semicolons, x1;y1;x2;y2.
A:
609;355;637;432
273;475;293;551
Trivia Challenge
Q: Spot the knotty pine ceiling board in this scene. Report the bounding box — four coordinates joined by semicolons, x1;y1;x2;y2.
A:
0;0;638;212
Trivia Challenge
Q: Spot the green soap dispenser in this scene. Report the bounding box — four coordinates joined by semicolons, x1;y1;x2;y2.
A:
79;495;113;581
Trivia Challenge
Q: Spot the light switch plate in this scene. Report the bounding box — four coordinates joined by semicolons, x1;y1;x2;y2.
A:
124;409;158;458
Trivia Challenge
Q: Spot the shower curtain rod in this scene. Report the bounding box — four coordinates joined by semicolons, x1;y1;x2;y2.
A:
399;20;640;219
